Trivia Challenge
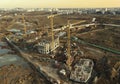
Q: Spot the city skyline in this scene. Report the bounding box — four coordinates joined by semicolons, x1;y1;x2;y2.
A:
0;0;120;8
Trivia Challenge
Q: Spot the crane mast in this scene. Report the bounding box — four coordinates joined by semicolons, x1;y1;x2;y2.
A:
66;20;72;69
22;14;27;36
48;15;55;52
51;16;54;51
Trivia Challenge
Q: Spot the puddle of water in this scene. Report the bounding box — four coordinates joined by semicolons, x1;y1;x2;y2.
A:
0;42;12;55
0;54;28;67
0;48;12;55
0;42;7;46
0;42;29;68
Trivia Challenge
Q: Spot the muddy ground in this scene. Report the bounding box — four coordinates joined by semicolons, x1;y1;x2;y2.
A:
0;11;120;84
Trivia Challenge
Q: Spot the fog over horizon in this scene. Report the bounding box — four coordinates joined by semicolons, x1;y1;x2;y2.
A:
0;0;120;8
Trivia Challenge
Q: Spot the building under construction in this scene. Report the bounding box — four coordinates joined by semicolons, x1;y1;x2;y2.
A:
34;36;59;54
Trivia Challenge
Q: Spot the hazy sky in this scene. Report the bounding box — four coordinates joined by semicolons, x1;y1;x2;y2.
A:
0;0;120;8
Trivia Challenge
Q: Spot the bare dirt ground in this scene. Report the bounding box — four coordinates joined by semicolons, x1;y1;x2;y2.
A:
0;64;48;84
0;11;120;84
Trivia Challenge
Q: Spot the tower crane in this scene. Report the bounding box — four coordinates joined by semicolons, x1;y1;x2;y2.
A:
51;20;86;69
6;14;27;36
47;14;95;69
66;20;85;69
5;14;19;36
47;13;61;52
22;14;27;36
6;14;21;30
66;20;72;69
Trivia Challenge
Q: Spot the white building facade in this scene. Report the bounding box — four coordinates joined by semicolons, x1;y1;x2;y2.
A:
36;37;59;54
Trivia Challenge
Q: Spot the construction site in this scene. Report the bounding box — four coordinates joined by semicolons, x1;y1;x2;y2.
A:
0;9;120;84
